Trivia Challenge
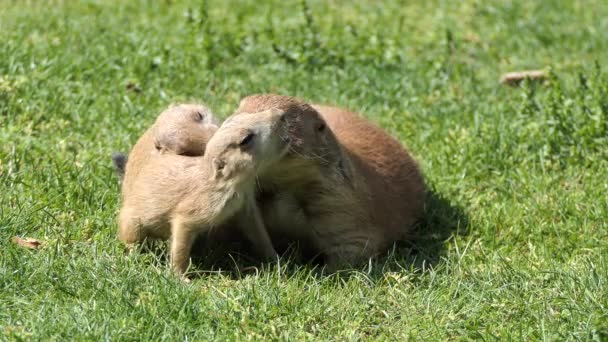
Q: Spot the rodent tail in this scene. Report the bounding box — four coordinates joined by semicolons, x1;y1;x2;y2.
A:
111;152;128;183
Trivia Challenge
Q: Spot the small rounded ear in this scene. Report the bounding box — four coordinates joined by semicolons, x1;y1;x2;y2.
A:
213;157;225;170
211;157;225;179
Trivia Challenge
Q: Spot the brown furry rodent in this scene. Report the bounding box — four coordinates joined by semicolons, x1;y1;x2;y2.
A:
152;103;219;156
116;103;218;184
235;94;426;270
118;107;287;276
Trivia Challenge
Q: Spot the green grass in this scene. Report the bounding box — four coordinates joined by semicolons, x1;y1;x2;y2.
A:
1;0;607;339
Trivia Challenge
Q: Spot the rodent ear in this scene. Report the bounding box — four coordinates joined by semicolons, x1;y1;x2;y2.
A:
212;157;225;179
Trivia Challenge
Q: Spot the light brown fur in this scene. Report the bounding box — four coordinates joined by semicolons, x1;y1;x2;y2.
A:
121;104;218;196
152;103;218;156
236;94;426;270
118;107;286;276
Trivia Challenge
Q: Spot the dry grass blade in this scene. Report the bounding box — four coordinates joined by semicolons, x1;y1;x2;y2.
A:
12;236;44;249
500;70;548;86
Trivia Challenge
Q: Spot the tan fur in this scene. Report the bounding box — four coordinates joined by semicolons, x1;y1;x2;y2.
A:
235;94;425;270
119;107;286;276
152;103;219;156
121;104;218;198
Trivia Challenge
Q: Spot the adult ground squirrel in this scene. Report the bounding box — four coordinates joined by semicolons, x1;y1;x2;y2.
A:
235;94;425;270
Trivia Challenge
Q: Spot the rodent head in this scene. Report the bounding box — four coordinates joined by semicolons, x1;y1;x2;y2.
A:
152;103;218;156
236;94;342;168
204;108;291;184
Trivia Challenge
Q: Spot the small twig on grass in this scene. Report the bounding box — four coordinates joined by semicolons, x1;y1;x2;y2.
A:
500;70;548;86
12;236;44;249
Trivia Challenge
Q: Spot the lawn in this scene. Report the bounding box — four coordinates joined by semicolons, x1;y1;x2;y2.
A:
1;0;607;339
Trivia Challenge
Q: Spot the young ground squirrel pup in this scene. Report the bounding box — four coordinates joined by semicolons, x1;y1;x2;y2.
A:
118;106;286;277
152;103;218;156
235;94;426;270
115;103;218;183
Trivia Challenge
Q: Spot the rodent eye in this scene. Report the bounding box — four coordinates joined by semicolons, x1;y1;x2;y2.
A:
316;123;326;132
239;132;255;147
195;111;204;121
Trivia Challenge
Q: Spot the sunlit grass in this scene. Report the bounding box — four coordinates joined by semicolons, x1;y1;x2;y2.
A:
1;0;607;339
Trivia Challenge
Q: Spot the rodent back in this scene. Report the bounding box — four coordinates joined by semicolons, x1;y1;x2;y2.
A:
313;104;426;235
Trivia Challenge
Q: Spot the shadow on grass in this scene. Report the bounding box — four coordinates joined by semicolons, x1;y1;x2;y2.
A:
111;153;467;280
188;231;325;279
376;188;469;273
185;188;469;280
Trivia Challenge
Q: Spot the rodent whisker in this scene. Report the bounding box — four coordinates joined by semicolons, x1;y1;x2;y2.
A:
295;148;330;164
255;176;263;194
